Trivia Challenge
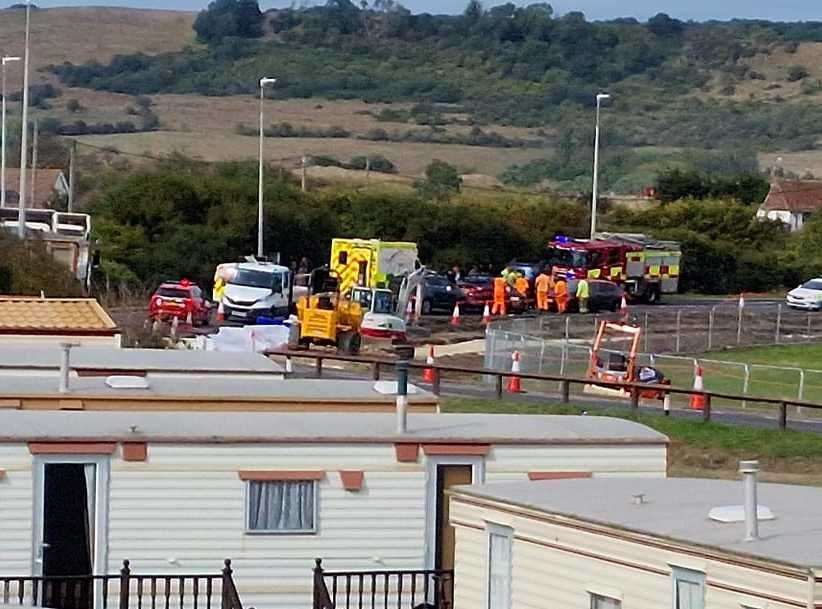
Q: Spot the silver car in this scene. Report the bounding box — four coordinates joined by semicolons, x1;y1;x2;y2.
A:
786;278;822;311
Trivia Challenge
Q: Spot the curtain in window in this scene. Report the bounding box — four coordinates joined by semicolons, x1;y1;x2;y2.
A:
676;580;702;609
487;533;511;609
83;464;96;564
590;595;621;609
248;481;314;530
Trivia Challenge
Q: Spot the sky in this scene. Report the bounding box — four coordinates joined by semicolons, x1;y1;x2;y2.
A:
27;0;822;21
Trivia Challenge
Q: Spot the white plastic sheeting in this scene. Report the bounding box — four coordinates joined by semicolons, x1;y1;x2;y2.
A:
206;325;291;353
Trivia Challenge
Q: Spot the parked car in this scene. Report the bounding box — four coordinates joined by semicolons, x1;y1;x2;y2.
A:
148;279;211;325
786;278;822;311
458;275;527;313
569;279;624;313
420;273;463;314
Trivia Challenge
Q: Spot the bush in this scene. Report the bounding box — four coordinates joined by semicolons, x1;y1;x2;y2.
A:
787;65;810;82
415;159;462;201
66;98;82;113
349;154;397;173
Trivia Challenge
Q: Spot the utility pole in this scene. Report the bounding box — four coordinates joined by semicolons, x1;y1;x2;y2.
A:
68;140;76;212
300;155;306;192
17;0;31;237
1;56;21;209
589;92;611;239
29;118;37;208
257;76;276;258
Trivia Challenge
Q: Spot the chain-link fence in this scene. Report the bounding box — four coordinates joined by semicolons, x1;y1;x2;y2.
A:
484;303;822;411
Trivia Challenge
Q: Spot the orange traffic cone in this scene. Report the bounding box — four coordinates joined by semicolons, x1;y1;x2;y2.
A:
185;310;193;326
450;302;461;326
423;345;436;383
620;295;628;320
689;365;707;410
216;301;225;322
482;302;492;325
506;351;523;393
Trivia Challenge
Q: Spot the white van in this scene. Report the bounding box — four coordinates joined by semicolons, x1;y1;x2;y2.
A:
221;262;293;323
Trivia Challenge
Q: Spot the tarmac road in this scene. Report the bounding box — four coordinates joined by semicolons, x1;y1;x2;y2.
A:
280;358;822;434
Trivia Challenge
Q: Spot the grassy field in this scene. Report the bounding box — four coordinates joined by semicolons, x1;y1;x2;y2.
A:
73;130;547;176
0;7;194;75
443;397;822;484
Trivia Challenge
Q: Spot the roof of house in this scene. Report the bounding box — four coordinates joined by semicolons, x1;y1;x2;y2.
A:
0;411;667;445
453;477;822;568
0;297;118;335
760;180;822;213
2;169;68;209
0;345;282;373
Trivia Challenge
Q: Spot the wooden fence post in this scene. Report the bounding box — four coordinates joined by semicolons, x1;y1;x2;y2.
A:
630;386;639;411
560;380;570;404
432;369;441;396
315;357;323;378
119;560;131;609
371;361;380;380
779;402;788;430
702;395;712;422
495;375;503;399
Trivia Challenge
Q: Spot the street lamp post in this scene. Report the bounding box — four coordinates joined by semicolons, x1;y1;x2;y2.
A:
590;92;610;239
1;56;21;209
257;76;276;258
17;0;31;237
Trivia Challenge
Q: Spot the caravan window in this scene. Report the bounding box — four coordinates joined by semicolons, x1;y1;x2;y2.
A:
246;480;317;533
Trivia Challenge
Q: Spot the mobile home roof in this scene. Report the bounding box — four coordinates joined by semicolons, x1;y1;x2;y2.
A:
0;412;666;445
453;477;822;568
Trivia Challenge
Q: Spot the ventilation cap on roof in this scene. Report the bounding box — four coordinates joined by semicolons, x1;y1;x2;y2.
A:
708;505;775;523
105;375;149;390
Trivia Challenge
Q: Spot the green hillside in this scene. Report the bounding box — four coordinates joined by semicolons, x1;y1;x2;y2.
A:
49;0;822;156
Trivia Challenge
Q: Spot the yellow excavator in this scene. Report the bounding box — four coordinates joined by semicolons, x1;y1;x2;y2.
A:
293;267;363;355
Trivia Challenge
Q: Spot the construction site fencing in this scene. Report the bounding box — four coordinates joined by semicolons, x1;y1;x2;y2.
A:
487;302;822;356
484;304;822;413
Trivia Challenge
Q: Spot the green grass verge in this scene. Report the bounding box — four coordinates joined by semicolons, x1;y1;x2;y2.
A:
442;397;822;460
709;343;822;369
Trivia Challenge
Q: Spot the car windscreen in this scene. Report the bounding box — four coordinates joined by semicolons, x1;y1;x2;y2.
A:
801;280;822;291
157;287;189;299
546;247;589;267
231;269;277;289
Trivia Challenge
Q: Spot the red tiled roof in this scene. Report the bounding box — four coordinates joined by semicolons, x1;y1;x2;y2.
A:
1;169;67;209
761;180;822;213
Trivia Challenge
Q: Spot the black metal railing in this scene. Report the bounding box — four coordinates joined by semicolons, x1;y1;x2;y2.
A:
0;560;243;609
313;559;454;609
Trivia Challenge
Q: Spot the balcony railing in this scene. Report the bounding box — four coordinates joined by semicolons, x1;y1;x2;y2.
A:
0;560;243;609
312;559;454;609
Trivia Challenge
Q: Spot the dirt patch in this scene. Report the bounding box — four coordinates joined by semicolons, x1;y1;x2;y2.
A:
74;131;546;175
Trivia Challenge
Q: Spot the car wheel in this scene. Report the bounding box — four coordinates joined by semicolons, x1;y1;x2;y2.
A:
422;299;433;315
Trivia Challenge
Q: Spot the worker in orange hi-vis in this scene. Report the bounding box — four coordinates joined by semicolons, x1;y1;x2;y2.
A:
515;273;530;306
554;275;569;313
492;276;507;316
535;269;553;312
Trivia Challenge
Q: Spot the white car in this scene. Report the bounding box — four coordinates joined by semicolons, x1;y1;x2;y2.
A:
786;278;822;311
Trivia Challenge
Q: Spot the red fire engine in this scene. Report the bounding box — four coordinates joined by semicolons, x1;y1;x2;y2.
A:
546;232;681;303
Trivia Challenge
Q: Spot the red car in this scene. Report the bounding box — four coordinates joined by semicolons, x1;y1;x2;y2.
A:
458;275;527;313
148;279;211;325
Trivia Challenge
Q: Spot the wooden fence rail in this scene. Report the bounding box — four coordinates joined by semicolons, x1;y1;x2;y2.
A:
313;559;453;609
0;560;243;609
269;349;822;431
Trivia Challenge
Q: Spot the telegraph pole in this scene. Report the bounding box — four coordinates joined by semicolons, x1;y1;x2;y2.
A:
29;118;37;207
68;140;76;211
17;0;31;237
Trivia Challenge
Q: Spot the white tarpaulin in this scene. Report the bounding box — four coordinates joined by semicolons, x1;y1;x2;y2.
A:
207;325;291;353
